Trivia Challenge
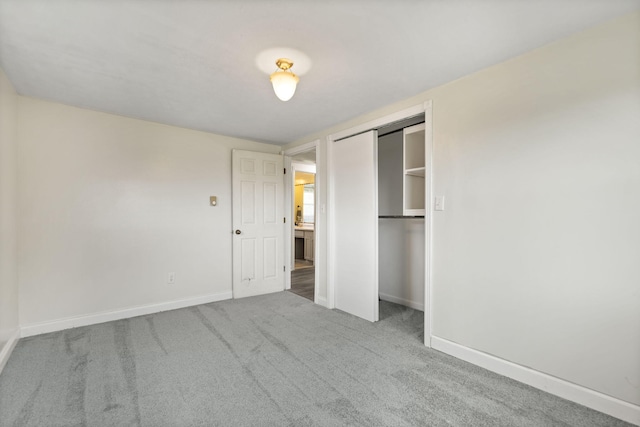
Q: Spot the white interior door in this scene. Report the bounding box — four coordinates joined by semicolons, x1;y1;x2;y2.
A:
330;130;379;322
232;150;284;299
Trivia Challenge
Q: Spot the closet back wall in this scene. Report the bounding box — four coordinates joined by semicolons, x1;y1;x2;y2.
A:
378;131;425;311
17;97;279;330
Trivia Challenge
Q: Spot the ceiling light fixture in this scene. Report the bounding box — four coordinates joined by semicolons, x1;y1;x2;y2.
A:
270;58;299;102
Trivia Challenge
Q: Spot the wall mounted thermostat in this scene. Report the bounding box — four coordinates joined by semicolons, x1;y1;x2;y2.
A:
210;196;217;206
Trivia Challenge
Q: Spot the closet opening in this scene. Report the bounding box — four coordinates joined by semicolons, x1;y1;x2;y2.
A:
377;116;426;336
328;102;432;346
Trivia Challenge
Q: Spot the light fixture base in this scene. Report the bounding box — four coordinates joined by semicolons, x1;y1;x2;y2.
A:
275;58;294;71
256;48;311;76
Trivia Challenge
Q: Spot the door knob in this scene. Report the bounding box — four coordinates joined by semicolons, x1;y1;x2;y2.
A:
235;229;242;235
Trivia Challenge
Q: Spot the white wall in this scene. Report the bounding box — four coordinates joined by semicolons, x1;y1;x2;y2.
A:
430;12;639;407
0;68;20;359
17;97;280;328
287;11;640;410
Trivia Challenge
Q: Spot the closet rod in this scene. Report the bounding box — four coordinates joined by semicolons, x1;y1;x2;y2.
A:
378;215;425;219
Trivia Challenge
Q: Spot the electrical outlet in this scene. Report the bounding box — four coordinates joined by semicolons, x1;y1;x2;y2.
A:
168;272;176;284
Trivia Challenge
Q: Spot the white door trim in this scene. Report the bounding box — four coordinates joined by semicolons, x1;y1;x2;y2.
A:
286;139;319;157
327;103;433;346
423;100;433;347
284;140;321;304
326;138;336;310
283;155;293;290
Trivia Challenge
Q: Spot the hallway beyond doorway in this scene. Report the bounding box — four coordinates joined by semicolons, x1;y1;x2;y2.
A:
289;266;314;301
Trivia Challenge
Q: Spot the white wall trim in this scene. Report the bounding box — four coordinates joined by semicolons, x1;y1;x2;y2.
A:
432;336;640;425
0;329;20;375
20;291;233;337
379;292;424;311
316;296;328;308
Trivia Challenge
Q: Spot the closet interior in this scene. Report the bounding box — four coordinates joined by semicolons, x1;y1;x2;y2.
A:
378;116;426;313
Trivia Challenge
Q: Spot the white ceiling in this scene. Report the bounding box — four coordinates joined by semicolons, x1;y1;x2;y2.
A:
1;1;638;145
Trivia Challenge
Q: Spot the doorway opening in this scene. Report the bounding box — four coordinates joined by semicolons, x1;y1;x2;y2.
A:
377;117;426;336
284;144;318;303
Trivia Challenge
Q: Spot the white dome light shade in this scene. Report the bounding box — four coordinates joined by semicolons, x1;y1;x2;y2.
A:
270;70;299;101
269;58;300;102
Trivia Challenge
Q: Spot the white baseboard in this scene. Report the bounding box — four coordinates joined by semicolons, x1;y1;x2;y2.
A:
20;291;233;338
315;295;328;307
379;292;424;311
431;336;640;426
0;329;20;375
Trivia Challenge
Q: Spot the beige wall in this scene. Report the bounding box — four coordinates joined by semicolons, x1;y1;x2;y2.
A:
0;68;19;354
17;97;280;327
288;12;640;406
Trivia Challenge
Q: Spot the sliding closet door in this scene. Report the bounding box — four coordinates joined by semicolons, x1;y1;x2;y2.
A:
330;130;379;322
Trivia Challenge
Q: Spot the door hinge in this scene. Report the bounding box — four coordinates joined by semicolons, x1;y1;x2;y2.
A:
284;217;286;223
284;168;286;174
283;266;286;272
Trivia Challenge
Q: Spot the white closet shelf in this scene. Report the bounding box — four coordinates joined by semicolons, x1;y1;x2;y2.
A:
405;167;425;177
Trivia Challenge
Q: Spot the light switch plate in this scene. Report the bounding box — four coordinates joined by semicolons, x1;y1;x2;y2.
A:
435;196;445;211
210;196;217;206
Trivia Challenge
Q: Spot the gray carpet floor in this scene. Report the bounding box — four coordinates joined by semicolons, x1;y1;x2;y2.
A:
0;292;630;427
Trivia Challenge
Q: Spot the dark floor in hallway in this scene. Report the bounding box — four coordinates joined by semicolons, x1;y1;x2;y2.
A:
289;265;314;301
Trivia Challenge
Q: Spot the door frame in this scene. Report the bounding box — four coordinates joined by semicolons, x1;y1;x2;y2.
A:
326;101;434;347
283;140;321;304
